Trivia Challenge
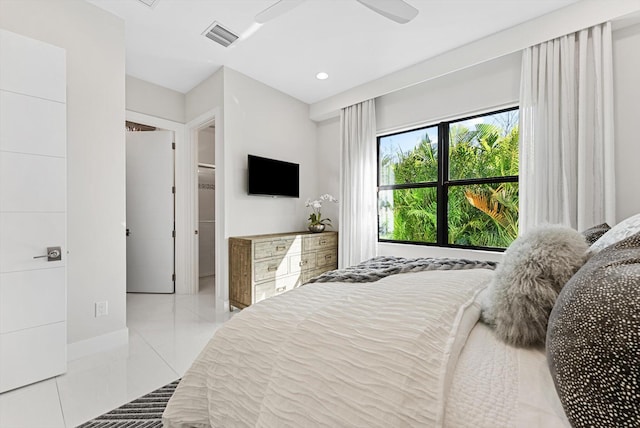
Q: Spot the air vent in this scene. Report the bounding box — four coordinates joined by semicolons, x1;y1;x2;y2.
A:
137;0;160;7
202;22;239;48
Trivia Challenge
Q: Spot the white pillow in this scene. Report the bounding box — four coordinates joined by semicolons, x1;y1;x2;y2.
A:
590;213;640;253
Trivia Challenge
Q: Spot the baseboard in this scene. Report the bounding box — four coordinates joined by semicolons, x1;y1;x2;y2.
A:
67;328;129;361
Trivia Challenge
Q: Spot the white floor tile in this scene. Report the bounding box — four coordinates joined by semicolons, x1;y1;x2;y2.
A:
128;314;221;374
56;329;179;427
0;378;65;428
0;284;228;428
146;322;222;376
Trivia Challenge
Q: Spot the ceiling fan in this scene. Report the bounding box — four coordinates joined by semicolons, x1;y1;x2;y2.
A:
255;0;419;25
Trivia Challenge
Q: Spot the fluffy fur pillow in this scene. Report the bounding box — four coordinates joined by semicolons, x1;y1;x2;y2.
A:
481;224;589;347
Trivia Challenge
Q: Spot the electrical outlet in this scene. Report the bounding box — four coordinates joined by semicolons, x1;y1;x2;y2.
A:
95;301;108;317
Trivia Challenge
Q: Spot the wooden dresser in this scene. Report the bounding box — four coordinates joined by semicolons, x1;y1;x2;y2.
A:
229;231;338;309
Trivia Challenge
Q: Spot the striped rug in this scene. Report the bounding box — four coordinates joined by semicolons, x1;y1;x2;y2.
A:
77;379;180;428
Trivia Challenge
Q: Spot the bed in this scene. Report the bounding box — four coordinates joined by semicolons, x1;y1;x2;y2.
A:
162;256;569;428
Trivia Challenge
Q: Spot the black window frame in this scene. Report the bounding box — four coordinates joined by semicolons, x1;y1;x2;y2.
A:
377;106;519;252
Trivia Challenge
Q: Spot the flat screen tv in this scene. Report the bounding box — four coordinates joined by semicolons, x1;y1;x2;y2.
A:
248;155;299;198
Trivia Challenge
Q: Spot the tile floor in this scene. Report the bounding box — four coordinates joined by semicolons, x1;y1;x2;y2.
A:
0;276;232;428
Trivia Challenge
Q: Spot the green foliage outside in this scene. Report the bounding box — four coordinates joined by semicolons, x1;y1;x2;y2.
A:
379;111;519;248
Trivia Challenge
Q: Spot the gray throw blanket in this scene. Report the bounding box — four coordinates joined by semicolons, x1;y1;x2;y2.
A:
306;256;497;284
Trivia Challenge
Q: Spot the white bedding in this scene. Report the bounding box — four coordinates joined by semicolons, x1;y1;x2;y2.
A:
163;269;568;428
445;321;569;427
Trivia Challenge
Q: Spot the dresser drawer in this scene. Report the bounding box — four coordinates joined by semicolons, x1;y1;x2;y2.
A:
316;249;337;269
254;236;301;260
254;274;302;303
303;233;337;252
254;257;288;282
230;231;338;310
289;252;317;274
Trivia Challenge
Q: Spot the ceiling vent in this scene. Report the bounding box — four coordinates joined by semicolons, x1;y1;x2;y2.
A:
137;0;161;7
202;22;239;48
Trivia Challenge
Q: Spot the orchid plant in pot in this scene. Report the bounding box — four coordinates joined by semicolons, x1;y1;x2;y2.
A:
306;194;338;233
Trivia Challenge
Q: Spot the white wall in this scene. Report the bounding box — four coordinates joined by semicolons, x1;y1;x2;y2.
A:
223;68;318;238
185;68;224;123
376;52;521;134
0;0;127;347
185;67;318;307
186;64;317;220
126;75;185;124
316;23;640;261
612;22;640;221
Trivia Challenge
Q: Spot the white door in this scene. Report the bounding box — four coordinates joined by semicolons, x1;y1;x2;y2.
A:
0;29;67;392
126;131;175;293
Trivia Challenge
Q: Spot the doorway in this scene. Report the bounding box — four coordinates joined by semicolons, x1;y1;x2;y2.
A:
197;121;216;294
125;121;175;293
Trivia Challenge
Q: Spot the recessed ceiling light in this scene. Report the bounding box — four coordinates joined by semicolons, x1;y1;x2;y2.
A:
316;72;329;80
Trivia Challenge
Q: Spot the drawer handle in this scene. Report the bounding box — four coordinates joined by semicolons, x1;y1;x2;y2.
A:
267;265;278;272
276;286;286;293
319;240;327;245
299;260;308;266
325;254;332;260
276;245;286;251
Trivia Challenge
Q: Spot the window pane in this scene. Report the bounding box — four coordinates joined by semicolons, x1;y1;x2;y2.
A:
449;110;519;180
379;126;438;185
448;182;519;248
378;188;437;243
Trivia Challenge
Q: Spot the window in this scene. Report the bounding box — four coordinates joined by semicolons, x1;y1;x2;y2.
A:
378;107;519;250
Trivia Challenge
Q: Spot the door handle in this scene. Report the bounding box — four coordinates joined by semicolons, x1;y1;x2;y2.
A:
126;228;131;236
33;246;62;262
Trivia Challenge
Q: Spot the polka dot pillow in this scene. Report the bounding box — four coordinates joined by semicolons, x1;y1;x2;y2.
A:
580;222;610;245
547;231;640;427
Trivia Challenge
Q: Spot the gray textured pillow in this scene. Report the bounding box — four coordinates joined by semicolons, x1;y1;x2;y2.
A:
580;222;610;245
481;224;589;347
547;231;640;427
590;213;640;253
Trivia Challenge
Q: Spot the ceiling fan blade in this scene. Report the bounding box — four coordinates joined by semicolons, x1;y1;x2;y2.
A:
255;0;306;24
356;0;418;24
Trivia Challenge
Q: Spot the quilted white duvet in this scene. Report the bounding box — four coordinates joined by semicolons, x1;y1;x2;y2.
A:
163;269;568;428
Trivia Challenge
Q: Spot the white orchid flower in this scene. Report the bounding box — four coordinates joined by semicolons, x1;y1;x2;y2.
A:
305;193;339;228
320;194;338;203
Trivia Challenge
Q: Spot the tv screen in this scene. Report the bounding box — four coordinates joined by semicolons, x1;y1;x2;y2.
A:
248;155;299;198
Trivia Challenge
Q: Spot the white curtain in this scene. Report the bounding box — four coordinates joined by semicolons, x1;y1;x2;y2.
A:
519;22;615;233
339;99;377;268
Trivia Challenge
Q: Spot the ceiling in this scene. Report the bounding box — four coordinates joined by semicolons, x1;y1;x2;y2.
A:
87;0;579;104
